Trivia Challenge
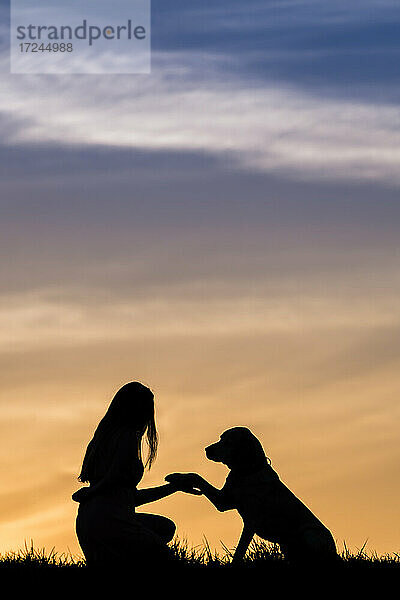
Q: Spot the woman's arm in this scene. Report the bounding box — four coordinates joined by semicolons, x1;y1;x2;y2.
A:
165;473;233;512
135;480;202;507
72;470;125;503
72;474;115;502
135;483;177;506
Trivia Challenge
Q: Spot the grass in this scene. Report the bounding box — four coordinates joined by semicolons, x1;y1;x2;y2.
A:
0;542;84;570
0;537;398;572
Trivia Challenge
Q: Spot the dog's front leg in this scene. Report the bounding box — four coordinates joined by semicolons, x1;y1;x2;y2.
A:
232;524;254;564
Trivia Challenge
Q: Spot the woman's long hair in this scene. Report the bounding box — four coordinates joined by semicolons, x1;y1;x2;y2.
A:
78;382;158;483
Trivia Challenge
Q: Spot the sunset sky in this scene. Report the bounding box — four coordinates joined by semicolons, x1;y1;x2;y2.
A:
1;0;399;558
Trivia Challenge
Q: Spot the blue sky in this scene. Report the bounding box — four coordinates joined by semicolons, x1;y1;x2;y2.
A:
151;0;400;102
1;0;400;189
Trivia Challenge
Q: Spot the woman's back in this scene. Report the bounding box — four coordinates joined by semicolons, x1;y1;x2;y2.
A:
84;428;144;491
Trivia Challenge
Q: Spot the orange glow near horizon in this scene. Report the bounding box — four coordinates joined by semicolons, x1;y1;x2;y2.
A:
1;289;399;558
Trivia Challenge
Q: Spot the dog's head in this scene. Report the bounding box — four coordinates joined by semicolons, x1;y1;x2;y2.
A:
205;427;268;471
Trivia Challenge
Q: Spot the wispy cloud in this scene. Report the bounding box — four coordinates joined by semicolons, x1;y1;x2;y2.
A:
1;53;400;184
1;280;400;354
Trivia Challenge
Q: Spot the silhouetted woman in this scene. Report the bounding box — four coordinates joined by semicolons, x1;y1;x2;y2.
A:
72;382;197;567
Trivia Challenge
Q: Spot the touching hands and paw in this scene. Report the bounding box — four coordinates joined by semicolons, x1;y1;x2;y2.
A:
165;473;203;495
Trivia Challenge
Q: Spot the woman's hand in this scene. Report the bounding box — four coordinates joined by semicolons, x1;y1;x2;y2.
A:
165;473;203;495
72;487;92;503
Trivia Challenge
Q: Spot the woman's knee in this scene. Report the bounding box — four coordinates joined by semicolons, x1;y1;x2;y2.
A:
153;515;176;543
136;514;176;543
161;517;176;542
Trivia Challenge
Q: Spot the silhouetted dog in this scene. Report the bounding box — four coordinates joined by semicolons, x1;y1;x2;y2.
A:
167;427;337;564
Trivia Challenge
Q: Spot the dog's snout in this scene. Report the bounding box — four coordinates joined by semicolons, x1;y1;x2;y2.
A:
205;444;215;458
205;442;220;461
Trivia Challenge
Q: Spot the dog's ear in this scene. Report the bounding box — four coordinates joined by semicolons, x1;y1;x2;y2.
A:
233;429;267;470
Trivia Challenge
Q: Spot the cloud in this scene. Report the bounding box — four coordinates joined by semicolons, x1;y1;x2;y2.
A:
0;51;399;184
2;0;400;183
1;274;400;357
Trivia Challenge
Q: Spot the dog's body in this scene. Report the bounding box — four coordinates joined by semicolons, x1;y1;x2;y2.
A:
167;427;337;564
218;459;336;563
